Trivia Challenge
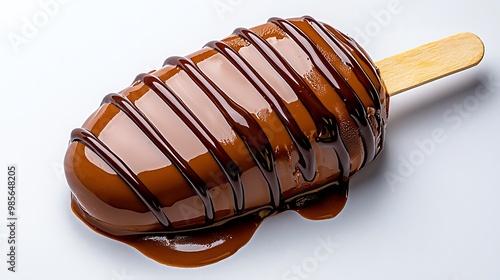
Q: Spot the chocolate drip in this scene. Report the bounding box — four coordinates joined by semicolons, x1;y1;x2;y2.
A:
303;17;381;109
70;127;172;228
302;16;382;163
100;93;216;224
269;17;376;167
140;74;245;213
163;56;282;209
321;26;388;151
324;27;382;90
233;27;351;179
204;40;316;181
132;73;147;85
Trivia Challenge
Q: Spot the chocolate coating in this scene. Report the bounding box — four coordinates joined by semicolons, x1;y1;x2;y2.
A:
65;16;389;266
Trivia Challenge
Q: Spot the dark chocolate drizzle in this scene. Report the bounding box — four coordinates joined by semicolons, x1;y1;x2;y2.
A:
70;16;385;232
163;56;282;209
70;127;172;228
204;40;316;181
302;16;383;163
268;17;376;167
233;27;351;179
323;26;383;92
139;74;245;214
320;24;387;154
303;17;381;108
101;93;215;224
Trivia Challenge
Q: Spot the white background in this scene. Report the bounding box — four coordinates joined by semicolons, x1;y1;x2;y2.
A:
1;0;499;279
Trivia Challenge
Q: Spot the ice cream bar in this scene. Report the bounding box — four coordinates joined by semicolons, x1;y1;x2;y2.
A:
64;16;483;267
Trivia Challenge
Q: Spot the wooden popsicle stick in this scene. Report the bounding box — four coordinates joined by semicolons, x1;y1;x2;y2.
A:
375;32;484;96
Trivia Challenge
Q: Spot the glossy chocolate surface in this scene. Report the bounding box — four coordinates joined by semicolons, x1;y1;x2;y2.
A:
65;16;389;266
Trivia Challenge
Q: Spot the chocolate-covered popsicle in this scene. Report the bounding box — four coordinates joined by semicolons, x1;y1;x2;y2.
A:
64;16;483;267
